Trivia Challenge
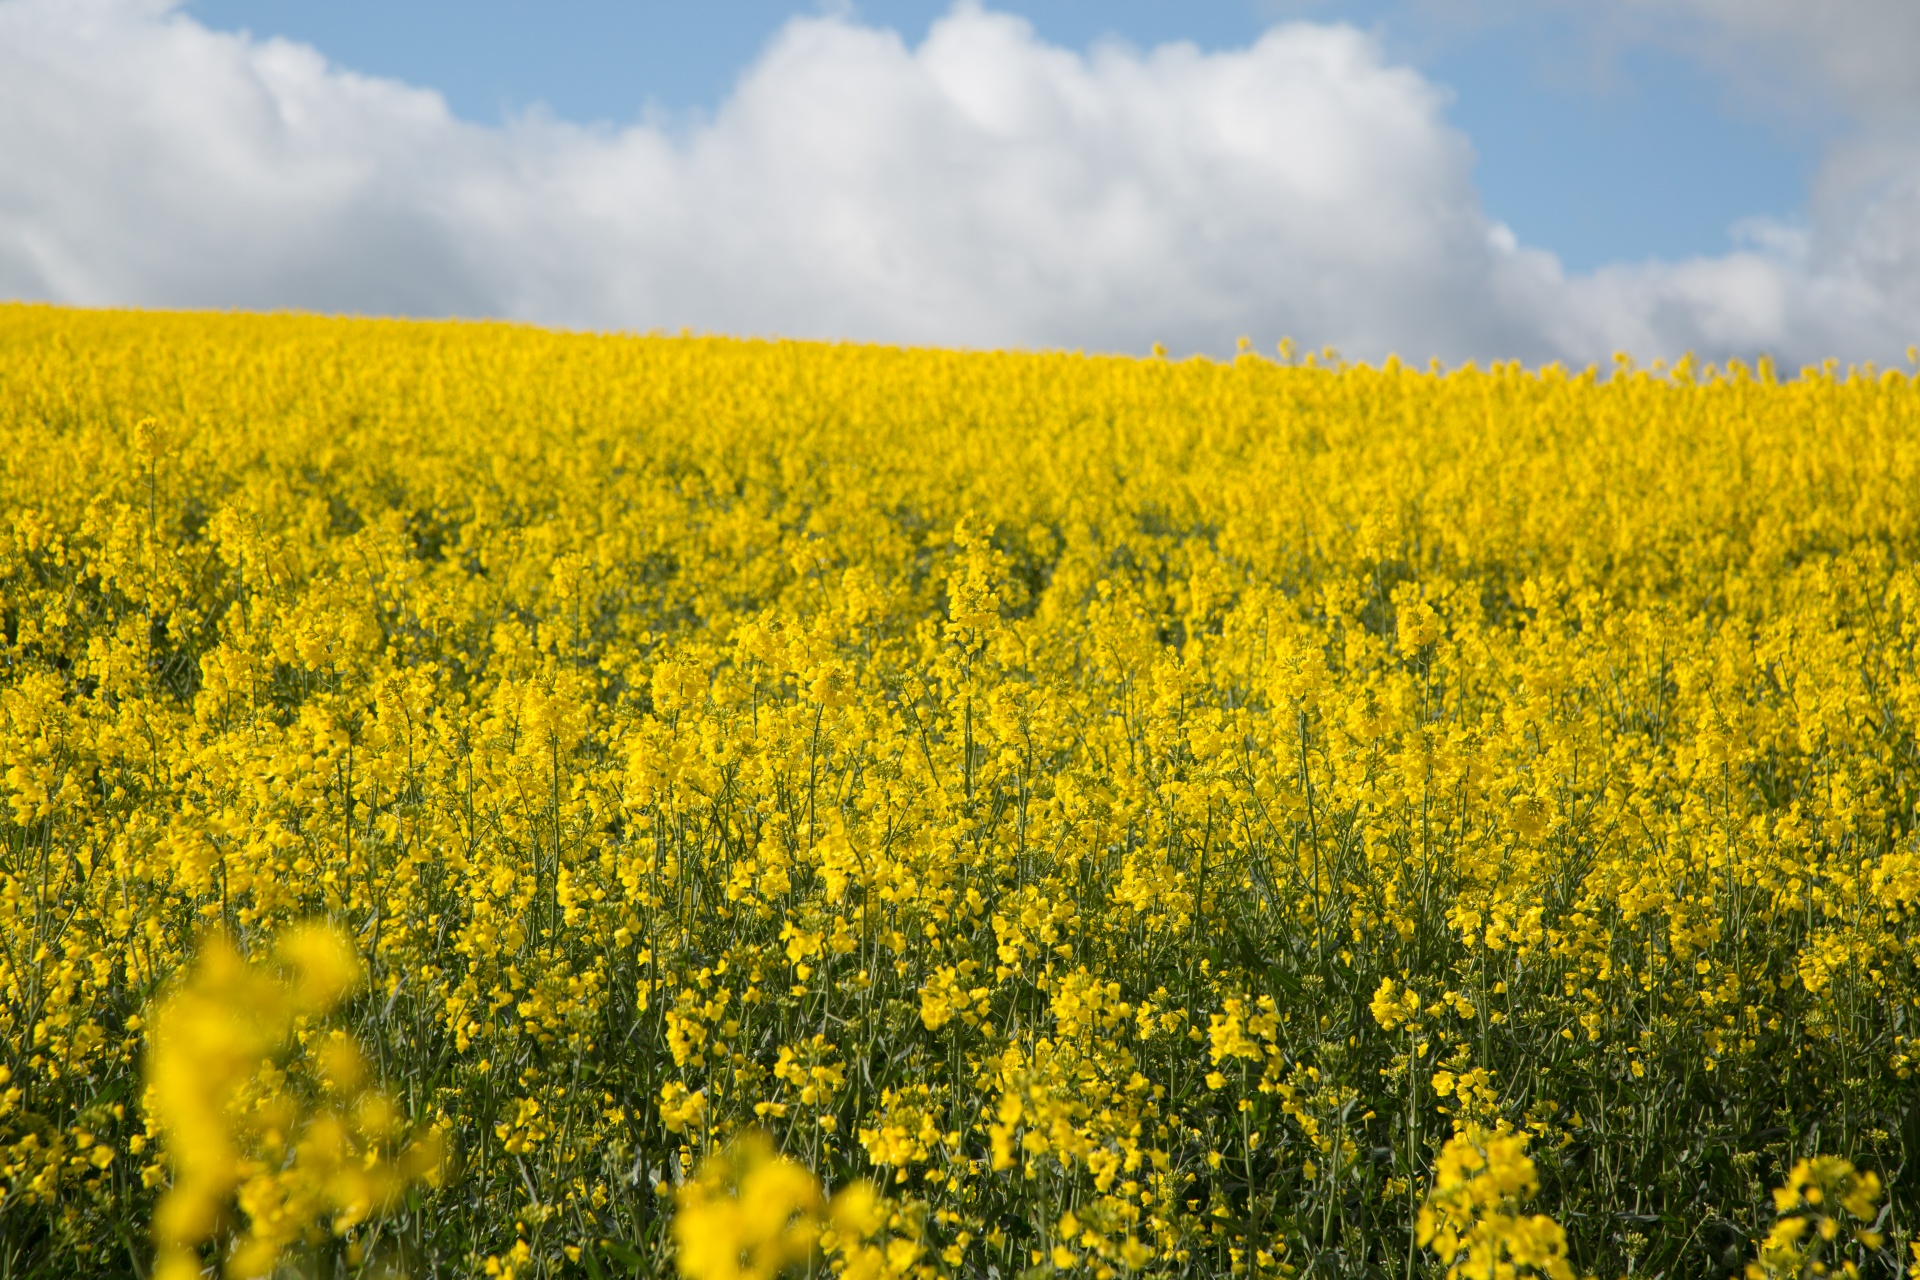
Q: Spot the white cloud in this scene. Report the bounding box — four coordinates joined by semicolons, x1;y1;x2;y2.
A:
1605;0;1920;123
1583;0;1920;363
0;0;1914;366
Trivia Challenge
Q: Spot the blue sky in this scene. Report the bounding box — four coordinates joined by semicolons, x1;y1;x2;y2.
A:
182;0;1821;271
4;0;1915;363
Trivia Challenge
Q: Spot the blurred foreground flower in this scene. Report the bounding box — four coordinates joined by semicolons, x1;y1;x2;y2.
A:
672;1131;919;1280
1747;1156;1885;1280
1418;1126;1575;1280
143;924;443;1280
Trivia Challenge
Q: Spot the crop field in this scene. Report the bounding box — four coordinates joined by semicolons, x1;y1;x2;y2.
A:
2;304;1919;1280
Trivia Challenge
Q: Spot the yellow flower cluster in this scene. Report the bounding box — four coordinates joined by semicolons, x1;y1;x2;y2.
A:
673;1131;917;1280
2;303;1918;1277
1416;1127;1573;1280
1746;1157;1884;1280
144;924;441;1278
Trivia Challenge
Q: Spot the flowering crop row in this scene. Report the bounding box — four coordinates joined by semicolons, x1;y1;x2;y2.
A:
2;304;1918;1278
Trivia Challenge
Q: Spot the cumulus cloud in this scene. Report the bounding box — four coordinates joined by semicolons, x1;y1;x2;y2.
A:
1604;0;1920;122
1582;0;1920;363
0;0;1914;365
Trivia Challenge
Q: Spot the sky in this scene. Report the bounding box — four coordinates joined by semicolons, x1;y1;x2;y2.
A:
178;0;1823;273
2;0;1917;366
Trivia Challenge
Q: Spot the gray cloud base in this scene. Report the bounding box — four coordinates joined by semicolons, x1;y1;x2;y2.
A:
1;0;1914;366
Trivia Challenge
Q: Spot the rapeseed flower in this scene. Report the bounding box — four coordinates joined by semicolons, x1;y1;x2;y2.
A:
0;304;1915;1277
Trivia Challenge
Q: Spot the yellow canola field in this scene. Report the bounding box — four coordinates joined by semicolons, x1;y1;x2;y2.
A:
1;305;1918;1279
